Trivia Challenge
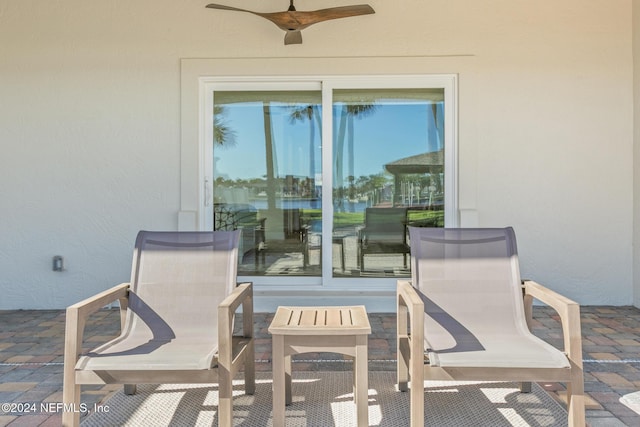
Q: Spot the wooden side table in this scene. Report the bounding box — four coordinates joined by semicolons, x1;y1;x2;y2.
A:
268;306;372;427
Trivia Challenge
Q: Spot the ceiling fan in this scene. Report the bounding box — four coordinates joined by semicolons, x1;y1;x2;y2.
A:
206;1;375;45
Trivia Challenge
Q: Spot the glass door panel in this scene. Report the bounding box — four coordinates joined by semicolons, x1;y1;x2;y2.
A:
331;88;445;277
212;90;322;277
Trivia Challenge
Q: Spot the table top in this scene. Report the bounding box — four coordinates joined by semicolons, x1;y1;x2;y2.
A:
268;306;371;336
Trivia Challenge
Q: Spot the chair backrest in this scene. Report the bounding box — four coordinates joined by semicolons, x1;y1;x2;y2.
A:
408;227;527;351
365;207;407;231
125;230;240;342
364;207;408;243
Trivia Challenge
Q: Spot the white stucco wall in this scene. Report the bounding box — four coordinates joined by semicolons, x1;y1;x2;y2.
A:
0;0;634;308
634;0;640;307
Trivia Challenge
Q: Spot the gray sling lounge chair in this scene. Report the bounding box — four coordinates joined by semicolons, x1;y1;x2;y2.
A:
397;227;584;426
62;230;255;427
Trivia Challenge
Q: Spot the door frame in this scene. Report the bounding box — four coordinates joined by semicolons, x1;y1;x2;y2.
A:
180;58;465;310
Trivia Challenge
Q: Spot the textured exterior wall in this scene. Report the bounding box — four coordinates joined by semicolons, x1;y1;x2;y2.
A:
634;0;640;307
0;0;634;308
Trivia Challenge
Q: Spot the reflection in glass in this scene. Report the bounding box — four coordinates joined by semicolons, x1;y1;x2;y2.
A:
332;89;445;277
212;91;322;276
211;87;446;281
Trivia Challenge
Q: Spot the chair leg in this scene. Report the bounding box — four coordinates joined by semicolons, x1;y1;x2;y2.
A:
62;307;83;427
61;381;80;427
519;382;531;393
397;298;409;392
245;340;255;395
397;334;409;391
397;348;409;391
410;366;424;427
218;367;233;427
124;384;137;395
408;323;424;426
567;370;586;427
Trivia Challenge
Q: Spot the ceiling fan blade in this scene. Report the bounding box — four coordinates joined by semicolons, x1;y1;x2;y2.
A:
205;4;255;14
293;5;375;27
284;30;303;45
207;3;295;31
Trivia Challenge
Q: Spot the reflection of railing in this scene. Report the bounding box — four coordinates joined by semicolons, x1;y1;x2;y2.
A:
214;203;266;267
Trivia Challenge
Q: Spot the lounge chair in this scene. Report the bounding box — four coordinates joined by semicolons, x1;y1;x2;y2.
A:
62;230;255;427
397;227;584;426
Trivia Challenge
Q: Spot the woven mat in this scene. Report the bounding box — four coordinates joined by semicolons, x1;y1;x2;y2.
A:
82;372;567;426
621;391;640;415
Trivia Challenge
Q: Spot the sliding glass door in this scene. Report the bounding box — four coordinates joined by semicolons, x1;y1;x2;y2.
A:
209;87;323;278
204;76;456;288
331;88;445;278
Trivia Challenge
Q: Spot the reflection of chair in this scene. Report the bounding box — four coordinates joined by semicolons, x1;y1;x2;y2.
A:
283;208;310;266
358;207;409;270
283;208;303;239
397;227;584;427
62;231;255;427
306;221;347;271
214;203;266;267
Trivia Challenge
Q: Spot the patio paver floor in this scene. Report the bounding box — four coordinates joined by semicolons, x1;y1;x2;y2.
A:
0;306;639;426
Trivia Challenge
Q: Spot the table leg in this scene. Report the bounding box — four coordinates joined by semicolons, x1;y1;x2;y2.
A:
355;335;368;427
272;335;285;427
285;354;292;405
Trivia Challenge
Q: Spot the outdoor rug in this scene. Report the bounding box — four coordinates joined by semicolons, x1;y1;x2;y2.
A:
81;372;567;426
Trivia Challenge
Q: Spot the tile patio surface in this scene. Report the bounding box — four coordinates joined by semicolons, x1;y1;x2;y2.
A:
0;306;640;426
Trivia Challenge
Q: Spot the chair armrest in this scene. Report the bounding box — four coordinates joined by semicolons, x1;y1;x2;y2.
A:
397;280;424;351
64;283;130;372
397;280;424;316
397;280;425;392
67;282;130;320
218;282;253;315
523;280;583;369
218;282;253;367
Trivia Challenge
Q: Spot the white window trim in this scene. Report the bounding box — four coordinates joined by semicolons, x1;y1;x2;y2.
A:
180;58;464;310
